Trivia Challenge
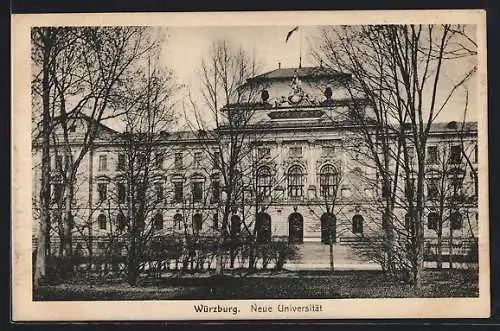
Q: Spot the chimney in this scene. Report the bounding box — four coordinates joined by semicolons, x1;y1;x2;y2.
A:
278;62;281;69
320;59;323;68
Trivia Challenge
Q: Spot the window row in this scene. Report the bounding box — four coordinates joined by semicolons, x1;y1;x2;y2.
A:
94;211;366;239
94;178;221;204
95;212;238;235
97;151;221;172
257;164;340;200
426;144;478;165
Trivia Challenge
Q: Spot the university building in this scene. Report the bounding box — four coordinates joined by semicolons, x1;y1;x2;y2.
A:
32;66;479;269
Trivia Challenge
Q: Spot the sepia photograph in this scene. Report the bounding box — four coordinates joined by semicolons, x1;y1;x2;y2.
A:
12;10;489;320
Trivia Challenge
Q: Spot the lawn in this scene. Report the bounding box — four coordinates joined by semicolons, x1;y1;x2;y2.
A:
33;268;478;301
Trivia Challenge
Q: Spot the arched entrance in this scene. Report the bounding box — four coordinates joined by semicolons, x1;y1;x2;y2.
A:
288;211;304;244
320;212;336;244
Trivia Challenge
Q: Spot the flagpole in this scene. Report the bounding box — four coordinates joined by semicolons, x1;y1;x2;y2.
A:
299;27;302;69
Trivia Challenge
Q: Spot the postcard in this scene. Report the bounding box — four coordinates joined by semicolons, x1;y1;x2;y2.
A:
11;9;489;320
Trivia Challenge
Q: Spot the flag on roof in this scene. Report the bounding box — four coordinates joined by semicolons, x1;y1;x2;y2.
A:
286;26;299;43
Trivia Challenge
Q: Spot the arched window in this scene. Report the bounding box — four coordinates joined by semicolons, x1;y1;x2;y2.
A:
320;212;336;244
352;214;364;234
450;211;462;230
192;213;202;233
320;165;338;198
257;166;272;201
288;165;304;199
98;213;107;230
230;215;241;238
288;212;304;244
256;212;272;243
173;213;183;230
117;212;127;231
154;212;163;230
427;212;440;230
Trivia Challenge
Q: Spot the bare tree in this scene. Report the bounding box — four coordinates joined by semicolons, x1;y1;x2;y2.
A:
31;27;165;283
111;55;177;285
314;24;477;288
185;40;269;275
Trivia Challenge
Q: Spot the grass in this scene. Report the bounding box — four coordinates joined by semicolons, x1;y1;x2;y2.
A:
33;268;479;301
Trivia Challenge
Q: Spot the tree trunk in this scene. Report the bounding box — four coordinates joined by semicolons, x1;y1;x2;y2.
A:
61;182;74;279
413;162;426;290
449;227;454;269
127;228;138;285
437;231;443;269
329;242;334;272
34;29;53;288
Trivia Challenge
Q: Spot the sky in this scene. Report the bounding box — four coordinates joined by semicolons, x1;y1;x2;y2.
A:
107;25;479;131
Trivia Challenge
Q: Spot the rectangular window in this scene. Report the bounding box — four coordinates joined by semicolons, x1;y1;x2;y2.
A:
64;155;71;171
155;182;164;201
427;213;439;230
211;179;220;203
193;152;202;168
258;147;271;160
98;183;107;202
174;153;183;169
117;182;126;204
449;145;462;164
449;176;463;196
474;144;478;163
427;179;439;200
213;151;220;169
117;154;126;171
135;184;146;201
192;182;203;202
173;182;183;202
55;155;63;171
427;146;438;165
407;146;415;162
289;146;302;158
98;155;108;171
52;183;64;202
155;153;164;169
450;212;462;230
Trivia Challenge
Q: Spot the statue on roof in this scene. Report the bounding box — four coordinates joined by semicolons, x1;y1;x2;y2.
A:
288;70;304;104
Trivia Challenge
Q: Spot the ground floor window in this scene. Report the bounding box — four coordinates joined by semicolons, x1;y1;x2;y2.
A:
154;212;163;230
428;212;440;230
230;215;241;238
450;212;462;230
98;213;107;230
192;213;202;233
173;213;183;230
117;212;127;231
352;214;364;234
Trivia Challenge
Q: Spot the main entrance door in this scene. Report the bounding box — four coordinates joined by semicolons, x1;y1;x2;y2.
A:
288;212;304;244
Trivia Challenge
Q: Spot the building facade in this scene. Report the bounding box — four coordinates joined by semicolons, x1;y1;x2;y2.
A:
32;66;479;268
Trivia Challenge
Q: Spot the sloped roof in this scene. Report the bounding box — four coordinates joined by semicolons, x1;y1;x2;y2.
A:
247;66;347;82
429;121;477;133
